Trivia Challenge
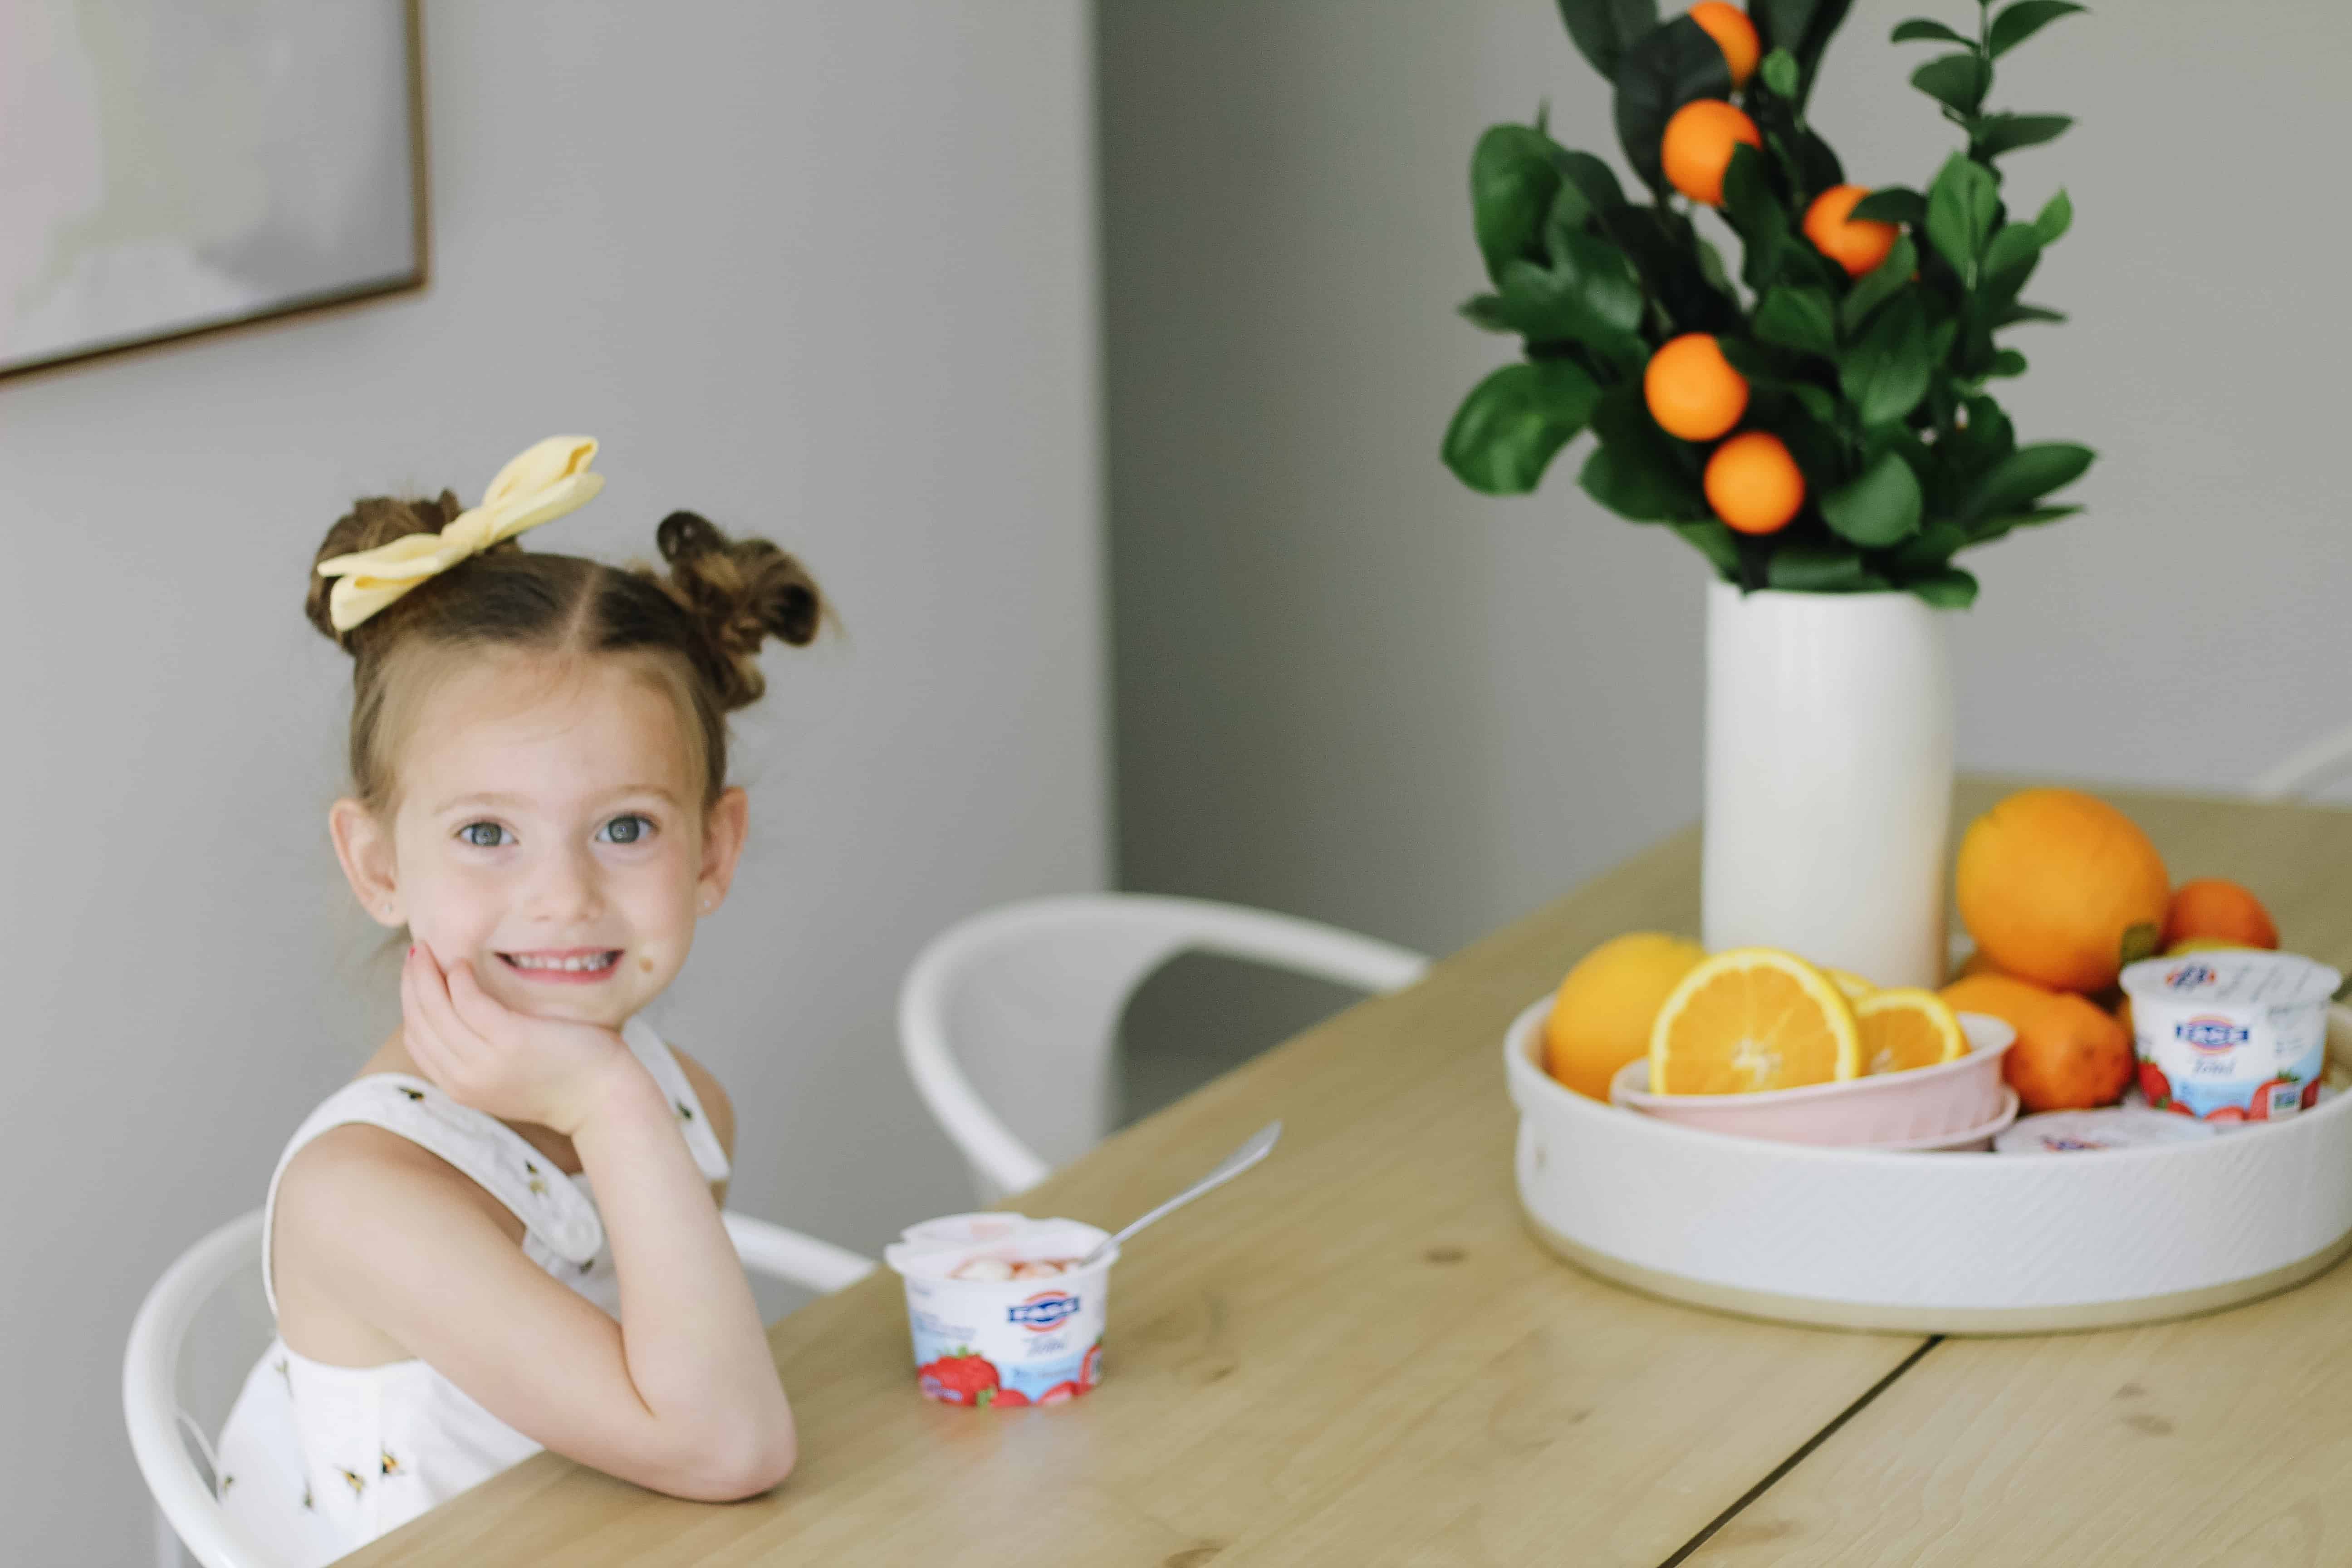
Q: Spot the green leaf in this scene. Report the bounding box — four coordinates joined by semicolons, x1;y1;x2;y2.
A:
1769;543;1881;591
1975;113;2073;158
1791;383;1840;425
1459;295;1516;333
1494;235;1646;358
2034;188;2073;245
1442;360;1603;495
1760;47;1800;96
1841;235;1918;336
1555;0;1663;80
1981;223;2043;299
1720;142;1786;287
1908;567;1980;608
1891;18;1974;44
1986;348;2028;377
1579;384;1709;520
1888;519;1968;573
1849;186;1925;226
1911;53;1992;115
1979;503;2082;534
1754;286;1839;357
1960;441;2094;522
1841;293;1933;428
1613;17;1734;199
1940;392;2016;485
1996;301;2067;326
1925;152;2000;281
1558;150;1631;213
1599;204;1743;334
1754;0;1858;101
1470;126;1568;284
1988;0;2086;57
1672;520;1744;579
1821;450;1925;547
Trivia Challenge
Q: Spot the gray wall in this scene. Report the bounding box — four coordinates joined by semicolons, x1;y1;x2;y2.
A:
1;4;1102;1561
1102;0;2352;963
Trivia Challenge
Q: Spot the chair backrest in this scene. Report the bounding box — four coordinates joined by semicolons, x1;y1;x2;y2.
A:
128;1208;872;1568
123;1210;288;1568
2254;726;2352;803
898;893;1428;1200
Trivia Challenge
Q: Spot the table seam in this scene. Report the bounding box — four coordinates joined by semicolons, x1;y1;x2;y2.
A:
1652;1336;1944;1568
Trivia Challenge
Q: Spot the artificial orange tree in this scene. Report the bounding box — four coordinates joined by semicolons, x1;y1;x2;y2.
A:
1444;0;2093;605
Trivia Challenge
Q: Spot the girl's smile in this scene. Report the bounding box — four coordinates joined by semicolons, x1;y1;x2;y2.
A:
499;947;626;982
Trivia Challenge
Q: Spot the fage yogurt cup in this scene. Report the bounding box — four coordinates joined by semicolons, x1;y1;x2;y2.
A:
883;1216;1116;1407
2121;951;2342;1124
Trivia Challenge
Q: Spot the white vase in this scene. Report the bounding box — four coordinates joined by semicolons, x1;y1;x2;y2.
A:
1700;579;1954;989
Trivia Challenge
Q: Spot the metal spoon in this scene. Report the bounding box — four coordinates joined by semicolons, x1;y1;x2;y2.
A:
1078;1121;1283;1268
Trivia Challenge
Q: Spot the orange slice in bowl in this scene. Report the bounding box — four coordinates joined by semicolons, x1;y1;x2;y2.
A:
1855;988;1968;1075
1649;947;1862;1094
1826;968;1875;1002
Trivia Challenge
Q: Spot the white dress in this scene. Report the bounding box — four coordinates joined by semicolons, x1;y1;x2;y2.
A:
212;1017;731;1568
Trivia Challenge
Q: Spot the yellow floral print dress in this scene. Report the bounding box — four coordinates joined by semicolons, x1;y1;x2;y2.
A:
211;1017;730;1567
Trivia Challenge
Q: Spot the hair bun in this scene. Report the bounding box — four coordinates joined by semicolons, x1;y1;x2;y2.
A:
304;492;467;650
649;510;824;710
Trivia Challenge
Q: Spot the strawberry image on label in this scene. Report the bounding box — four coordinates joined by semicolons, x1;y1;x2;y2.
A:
917;1348;1002;1406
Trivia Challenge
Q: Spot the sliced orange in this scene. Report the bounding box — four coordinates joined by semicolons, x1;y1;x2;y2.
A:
1649;947;1862;1094
1826;968;1876;1002
1854;988;1968;1075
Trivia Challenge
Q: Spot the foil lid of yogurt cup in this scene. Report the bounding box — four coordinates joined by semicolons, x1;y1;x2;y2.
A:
1994;1107;2220;1155
2119;950;2342;1007
883;1215;1116;1281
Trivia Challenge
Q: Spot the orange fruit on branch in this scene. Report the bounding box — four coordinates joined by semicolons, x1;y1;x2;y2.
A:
1688;3;1760;87
1661;99;1761;207
1802;185;1899;278
1644;333;1749;441
2163;877;2279;951
1955;788;2170;993
1704;430;1805;534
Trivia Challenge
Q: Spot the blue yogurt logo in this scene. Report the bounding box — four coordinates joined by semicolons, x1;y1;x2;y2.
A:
2176;1015;2250;1052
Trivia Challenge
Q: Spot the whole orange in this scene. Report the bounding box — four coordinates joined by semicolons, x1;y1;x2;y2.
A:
1704;431;1805;534
1955;788;2171;993
2164;877;2279;951
1543;932;1707;1099
1661;100;1761;207
1801;185;1899;277
1645;334;1749;441
1941;972;2134;1112
1689;3;1760;87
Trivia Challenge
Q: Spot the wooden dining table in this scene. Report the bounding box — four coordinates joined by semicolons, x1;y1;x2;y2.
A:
346;779;2352;1567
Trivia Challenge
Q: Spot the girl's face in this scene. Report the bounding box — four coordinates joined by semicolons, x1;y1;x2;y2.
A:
332;651;747;1031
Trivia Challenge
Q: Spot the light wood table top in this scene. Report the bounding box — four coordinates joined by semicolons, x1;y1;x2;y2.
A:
346;780;2352;1568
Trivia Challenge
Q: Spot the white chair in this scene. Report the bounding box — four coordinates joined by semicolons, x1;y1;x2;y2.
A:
899;893;1428;1201
125;1208;874;1568
2254;725;2352;802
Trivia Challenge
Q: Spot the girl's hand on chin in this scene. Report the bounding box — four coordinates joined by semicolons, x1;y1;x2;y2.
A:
400;943;632;1136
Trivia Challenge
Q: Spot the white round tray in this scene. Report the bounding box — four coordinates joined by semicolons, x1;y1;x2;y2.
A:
1505;995;2352;1335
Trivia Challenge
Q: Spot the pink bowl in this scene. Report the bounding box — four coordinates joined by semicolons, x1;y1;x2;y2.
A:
1605;1011;2017;1147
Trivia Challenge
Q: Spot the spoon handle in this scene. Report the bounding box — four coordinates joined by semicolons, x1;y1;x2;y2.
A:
1082;1121;1283;1267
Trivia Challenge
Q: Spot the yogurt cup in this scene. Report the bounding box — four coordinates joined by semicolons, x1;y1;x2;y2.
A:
883;1215;1115;1407
1994;1107;2220;1154
2120;951;2342;1125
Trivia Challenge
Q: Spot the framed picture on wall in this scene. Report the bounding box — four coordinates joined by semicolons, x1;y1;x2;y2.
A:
0;0;429;381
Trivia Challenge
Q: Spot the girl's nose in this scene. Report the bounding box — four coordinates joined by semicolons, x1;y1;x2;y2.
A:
528;842;605;924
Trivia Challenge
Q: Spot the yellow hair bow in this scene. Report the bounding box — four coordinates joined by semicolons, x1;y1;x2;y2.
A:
316;436;604;632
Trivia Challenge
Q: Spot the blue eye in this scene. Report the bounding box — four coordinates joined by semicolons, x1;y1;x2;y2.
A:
458;822;512;848
598;813;654;845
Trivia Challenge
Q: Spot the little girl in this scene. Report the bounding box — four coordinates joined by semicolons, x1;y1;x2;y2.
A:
212;437;822;1565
